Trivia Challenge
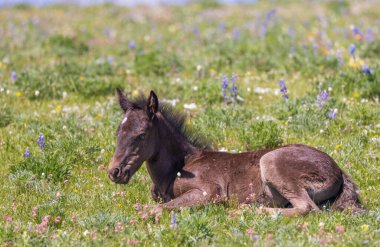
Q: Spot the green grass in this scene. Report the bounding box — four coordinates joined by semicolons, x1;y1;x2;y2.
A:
0;1;380;246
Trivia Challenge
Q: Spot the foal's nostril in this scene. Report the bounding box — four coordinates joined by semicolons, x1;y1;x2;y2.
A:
112;167;121;178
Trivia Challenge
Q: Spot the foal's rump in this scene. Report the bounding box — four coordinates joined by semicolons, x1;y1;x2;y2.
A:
259;144;345;206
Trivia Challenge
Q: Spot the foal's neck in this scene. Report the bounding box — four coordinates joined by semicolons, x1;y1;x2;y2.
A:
147;113;198;197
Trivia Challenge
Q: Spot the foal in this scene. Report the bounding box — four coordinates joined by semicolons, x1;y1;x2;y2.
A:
108;89;364;216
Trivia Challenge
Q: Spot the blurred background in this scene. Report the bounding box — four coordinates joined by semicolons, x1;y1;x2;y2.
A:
2;0;257;7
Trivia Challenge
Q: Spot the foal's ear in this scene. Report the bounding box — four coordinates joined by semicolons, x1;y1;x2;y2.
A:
147;90;159;119
116;88;131;112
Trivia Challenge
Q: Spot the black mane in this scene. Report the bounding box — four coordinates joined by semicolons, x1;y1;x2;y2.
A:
129;97;210;149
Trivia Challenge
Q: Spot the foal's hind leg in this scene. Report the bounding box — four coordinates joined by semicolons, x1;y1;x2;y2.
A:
256;189;320;216
259;155;320;216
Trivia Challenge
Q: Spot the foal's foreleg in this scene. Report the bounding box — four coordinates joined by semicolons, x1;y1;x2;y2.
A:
161;189;211;210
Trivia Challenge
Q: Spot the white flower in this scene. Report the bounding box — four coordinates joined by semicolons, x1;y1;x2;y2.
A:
34;90;40;96
184;103;197;110
177;172;181;177
192;86;198;91
196;65;202;71
83;230;89;236
62;91;68;99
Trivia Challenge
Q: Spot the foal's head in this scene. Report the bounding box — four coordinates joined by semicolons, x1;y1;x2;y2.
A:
108;89;159;184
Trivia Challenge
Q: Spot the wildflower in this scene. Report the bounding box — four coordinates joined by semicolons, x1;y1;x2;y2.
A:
361;224;369;232
170;211;177;228
183;103;197;110
98;165;105;171
317;90;329;109
336;225;345;233
278;79;288;100
11;71;17;81
15;91;21;97
24;147;30;158
231;74;238;104
349;44;356;60
232;28;240;40
222;75;229;101
362;64;372;75
246;229;255;235
351;25;363;40
312;43;318;55
261;9;276;37
366;28;374;43
129;40;136;49
37;133;45;149
4;214;12;224
328;108;338;119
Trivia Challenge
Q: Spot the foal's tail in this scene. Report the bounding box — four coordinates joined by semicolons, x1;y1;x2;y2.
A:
332;172;365;213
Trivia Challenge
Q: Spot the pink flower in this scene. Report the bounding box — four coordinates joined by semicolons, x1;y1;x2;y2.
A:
56;192;61;198
336;225;345;233
54;216;61;223
3;214;12;224
246;229;255;235
32;207;38;219
98;165;105;171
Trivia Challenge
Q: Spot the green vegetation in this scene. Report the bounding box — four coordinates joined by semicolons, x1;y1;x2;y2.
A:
0;1;379;246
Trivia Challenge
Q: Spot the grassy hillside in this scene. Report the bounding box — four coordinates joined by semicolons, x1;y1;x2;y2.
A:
0;1;379;246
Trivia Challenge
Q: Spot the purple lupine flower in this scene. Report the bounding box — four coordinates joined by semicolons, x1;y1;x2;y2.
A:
328;109;338;119
261;9;276;37
278;79;288;100
24;147;30;158
366;28;374;43
362;64;373;75
351;25;363;37
129;40;135;49
288;27;295;57
37;133;45;149
221;75;229;101
231;74;238;103
218;22;226;33
312;43;318;56
337;49;343;72
170;211;177;228
233;28;240;40
349;44;356;60
317;90;329;109
302;44;308;56
11;71;17;81
326;40;332;58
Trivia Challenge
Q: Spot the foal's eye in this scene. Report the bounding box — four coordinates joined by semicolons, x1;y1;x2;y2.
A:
138;134;146;141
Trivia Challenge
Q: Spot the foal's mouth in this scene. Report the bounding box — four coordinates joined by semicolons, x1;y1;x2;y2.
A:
109;160;133;184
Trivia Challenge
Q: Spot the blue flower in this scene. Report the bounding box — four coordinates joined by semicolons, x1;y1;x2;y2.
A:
328;108;338;119
317;90;329;109
11;71;17;81
362;64;372;75
129;40;136;49
349;44;356;59
24;147;30;158
37;133;45;149
170;211;177;228
278;79;288;100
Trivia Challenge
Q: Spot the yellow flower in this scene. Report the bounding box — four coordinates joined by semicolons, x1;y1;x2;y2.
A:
352;92;360;98
355;34;363;41
55;105;62;111
209;68;216;75
15;91;22;97
284;121;288;126
0;61;3;68
335;143;343;149
348;57;364;69
79;75;85;81
74;189;78;193
361;224;369;232
96;113;102;118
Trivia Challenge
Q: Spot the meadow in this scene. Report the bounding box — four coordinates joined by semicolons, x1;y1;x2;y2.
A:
0;0;380;246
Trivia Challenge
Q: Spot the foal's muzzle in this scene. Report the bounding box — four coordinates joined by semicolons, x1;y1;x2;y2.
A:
108;166;131;184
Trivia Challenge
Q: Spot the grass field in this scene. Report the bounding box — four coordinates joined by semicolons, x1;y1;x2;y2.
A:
0;1;380;246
